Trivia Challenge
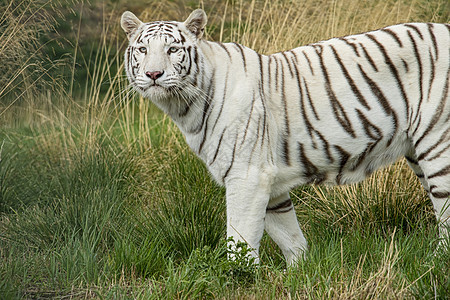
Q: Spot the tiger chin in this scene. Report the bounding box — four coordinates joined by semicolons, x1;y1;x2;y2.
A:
121;9;450;265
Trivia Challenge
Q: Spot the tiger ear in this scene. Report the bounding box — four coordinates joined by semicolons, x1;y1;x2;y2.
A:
184;9;207;38
121;11;143;39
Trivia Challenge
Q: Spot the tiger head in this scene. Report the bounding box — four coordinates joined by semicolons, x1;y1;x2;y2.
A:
121;9;207;102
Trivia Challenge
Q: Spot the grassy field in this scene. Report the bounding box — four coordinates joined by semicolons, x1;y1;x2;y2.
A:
1;0;449;298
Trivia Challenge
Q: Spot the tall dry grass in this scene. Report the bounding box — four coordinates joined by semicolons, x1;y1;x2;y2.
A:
131;0;449;53
0;0;73;126
0;0;449;298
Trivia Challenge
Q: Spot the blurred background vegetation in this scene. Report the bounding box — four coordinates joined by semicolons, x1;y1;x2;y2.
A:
1;0;448;109
0;0;449;298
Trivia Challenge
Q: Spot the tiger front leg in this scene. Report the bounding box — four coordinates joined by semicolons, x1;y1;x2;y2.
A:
224;168;273;264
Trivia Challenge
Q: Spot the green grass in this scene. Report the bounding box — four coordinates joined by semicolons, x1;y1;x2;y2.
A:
1;116;449;299
1;0;450;298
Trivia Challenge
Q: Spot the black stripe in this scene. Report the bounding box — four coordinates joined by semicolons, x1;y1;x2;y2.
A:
367;34;410;120
258;83;270;155
211;71;228;134
431;191;450;199
353;110;382;172
290;50;299;63
302;51;315;75
198;119;208;153
351;142;377;172
296;76;316;147
280;62;289;132
280;57;286;96
193;70;215;134
179;31;186;43
417;126;450;161
267;198;293;213
404;24;424;39
315;130;333;163
274;56;280;92
427;142;450;161
381;28;403;47
137;32;144;44
428;165;450;179
414;69;449;147
359;44;378;72
333;145;350;185
339;37;360;56
192;46;199;86
429;185;450;199
330;45;370;110
316;45;356;138
184;46;193;77
268;56;273;92
426;23;438;60
281;61;290;166
427;48;436;101
405;156;418;165
357;64;398;146
294;63;328;161
303;80;319;120
401;59;409;72
217;42;232;60
209;128;226;166
233;43;247;72
258;53;265;89
193;45;199;65
280;51;294;77
248;116;262;165
356;109;382;140
408;30;424;128
412;115;422;136
222;137;237;183
291;57;304;120
240;91;256;148
298;143;327;184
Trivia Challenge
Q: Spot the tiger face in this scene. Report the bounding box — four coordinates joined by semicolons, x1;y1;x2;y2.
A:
121;10;206;101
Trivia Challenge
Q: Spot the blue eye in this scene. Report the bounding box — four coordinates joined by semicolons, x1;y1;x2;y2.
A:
138;47;147;53
168;47;179;54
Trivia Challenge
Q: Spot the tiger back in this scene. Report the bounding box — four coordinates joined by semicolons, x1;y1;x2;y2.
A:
121;9;450;265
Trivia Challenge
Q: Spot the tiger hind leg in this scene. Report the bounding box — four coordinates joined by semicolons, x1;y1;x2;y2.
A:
417;152;450;249
265;192;308;266
405;154;430;192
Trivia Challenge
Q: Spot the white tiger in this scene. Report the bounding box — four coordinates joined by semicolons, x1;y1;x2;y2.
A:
121;9;450;265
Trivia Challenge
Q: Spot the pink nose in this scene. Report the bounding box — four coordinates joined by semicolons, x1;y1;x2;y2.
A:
145;71;164;80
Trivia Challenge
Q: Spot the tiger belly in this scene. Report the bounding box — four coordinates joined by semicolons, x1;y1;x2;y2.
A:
272;133;412;196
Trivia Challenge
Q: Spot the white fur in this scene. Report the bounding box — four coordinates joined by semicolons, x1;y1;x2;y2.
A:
122;11;450;264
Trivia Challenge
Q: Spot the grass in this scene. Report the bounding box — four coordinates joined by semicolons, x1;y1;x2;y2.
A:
1;0;450;298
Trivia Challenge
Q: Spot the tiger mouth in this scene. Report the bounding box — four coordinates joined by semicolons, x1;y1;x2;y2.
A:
137;82;164;90
140;83;169;95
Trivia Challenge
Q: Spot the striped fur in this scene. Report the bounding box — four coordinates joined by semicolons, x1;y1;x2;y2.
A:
121;10;450;265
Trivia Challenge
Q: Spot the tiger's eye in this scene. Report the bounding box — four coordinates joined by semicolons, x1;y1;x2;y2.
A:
138;47;147;53
168;47;178;54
